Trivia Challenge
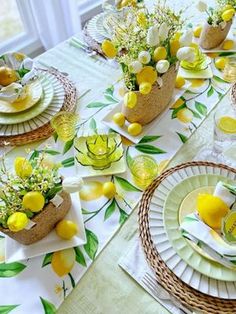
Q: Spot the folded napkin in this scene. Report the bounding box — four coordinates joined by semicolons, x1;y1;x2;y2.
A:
180;182;236;268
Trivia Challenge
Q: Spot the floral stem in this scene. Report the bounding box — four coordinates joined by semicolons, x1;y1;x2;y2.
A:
84;199;111;224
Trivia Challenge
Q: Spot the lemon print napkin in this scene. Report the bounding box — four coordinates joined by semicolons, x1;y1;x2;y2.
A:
180;182;236;268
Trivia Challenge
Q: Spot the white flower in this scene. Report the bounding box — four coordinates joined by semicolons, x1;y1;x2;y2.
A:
179;29;193;47
147;24;159;47
196;1;207;12
156;60;170;73
129;61;143;73
62;176;84;193
159;22;169;42
177;47;195;63
138;51;151;64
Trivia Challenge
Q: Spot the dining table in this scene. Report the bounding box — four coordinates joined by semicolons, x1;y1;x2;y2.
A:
0;1;236;313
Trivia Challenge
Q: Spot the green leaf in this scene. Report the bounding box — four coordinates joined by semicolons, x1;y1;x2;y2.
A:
42;253;53;267
217;91;223;99
119;209;128;225
176;132;188;144
213;75;228;84
40;297;56;314
0;262;26;277
61;157;75;167
135;144;166;154
53;132;58;143
0;305;19;314
185;89;198;95
104;94;118;103
191;109;202;119
171;103;186;119
126;148;132;168
218;51;236;57
139;135;161;143
86;102;107;108
104;85;114;96
82;208;92;215
115;176;141;192
74;247;87;267
63;138;74;155
89;118;97;132
195;101;207;116
29;150;40;161
104;199;116;221
83;229;99;260
207;86;214;97
44;150;60;155
45;184;62;200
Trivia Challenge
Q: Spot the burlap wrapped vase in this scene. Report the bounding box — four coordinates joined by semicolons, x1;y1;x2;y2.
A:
0;191;71;245
122;64;178;125
199;21;232;50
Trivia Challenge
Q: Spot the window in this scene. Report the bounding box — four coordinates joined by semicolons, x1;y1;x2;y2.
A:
78;0;102;24
0;0;42;56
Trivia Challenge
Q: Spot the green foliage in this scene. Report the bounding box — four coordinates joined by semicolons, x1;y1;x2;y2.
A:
83;229;99;260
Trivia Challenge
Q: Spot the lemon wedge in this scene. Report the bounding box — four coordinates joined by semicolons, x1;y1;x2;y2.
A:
218;116;236;134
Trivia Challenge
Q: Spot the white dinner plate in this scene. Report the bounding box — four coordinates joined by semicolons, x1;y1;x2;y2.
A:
102;83;190;144
5;193;86;263
149;163;236;299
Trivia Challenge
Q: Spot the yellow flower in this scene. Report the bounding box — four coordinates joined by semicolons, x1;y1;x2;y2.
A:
13;52;25;62
14;157;33;178
137;12;147;27
7;212;29;232
101;40;117;58
136;66;157;85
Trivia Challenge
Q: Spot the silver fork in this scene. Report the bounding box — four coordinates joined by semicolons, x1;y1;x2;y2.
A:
141;272;193;314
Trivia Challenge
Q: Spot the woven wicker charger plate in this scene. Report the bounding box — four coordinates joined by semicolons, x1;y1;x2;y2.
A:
0;68;77;146
139;161;236;314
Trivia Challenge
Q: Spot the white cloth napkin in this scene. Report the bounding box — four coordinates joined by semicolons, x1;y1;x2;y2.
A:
118;236;200;314
180;182;236;268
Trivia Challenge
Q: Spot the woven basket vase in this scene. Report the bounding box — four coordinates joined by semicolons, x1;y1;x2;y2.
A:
199;21;232;50
0;191;71;245
122;65;178;126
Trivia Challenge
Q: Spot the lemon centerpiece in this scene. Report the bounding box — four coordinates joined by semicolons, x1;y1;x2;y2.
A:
101;1;192;125
0;152;74;245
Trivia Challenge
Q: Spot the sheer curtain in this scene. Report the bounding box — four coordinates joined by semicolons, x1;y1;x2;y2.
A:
29;0;81;50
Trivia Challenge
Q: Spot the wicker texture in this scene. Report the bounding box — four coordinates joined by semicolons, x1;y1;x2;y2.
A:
0;68;77;146
138;161;236;314
83;24;104;56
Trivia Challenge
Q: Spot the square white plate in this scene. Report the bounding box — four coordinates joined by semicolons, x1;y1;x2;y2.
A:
194;27;236;52
5;193;86;263
74;133;126;178
102;83;190;144
178;64;213;79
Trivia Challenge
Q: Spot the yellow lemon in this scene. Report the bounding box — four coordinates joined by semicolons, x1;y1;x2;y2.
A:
139;82;152;95
14;157;33;178
222;9;235;22
56;220;78;240
171;98;185;109
177;108;193;123
79;181;103;201
175;76;186;89
128;122;142;136
222;39;234;50
101;40;117;58
22;191;45;212
102;182;116;199
136;66;157;85
170;40;180;57
121;136;134;146
124;91;137;108
51;248;75;277
218;116;236;134
215;57;227;70
173;32;181;41
7;212;28;232
224;4;234;11
112;112;125;127
197;194;230;229
0;66;18;86
153;47;167;62
193;26;202;38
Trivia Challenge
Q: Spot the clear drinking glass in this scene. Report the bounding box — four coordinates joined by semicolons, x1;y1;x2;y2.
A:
50;111;78;142
223;57;236;83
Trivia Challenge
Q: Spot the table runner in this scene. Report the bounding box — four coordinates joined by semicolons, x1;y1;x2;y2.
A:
0;38;233;313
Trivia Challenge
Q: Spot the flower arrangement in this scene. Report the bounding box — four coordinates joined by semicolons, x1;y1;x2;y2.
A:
197;0;236;26
101;1;194;124
0;153;62;232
